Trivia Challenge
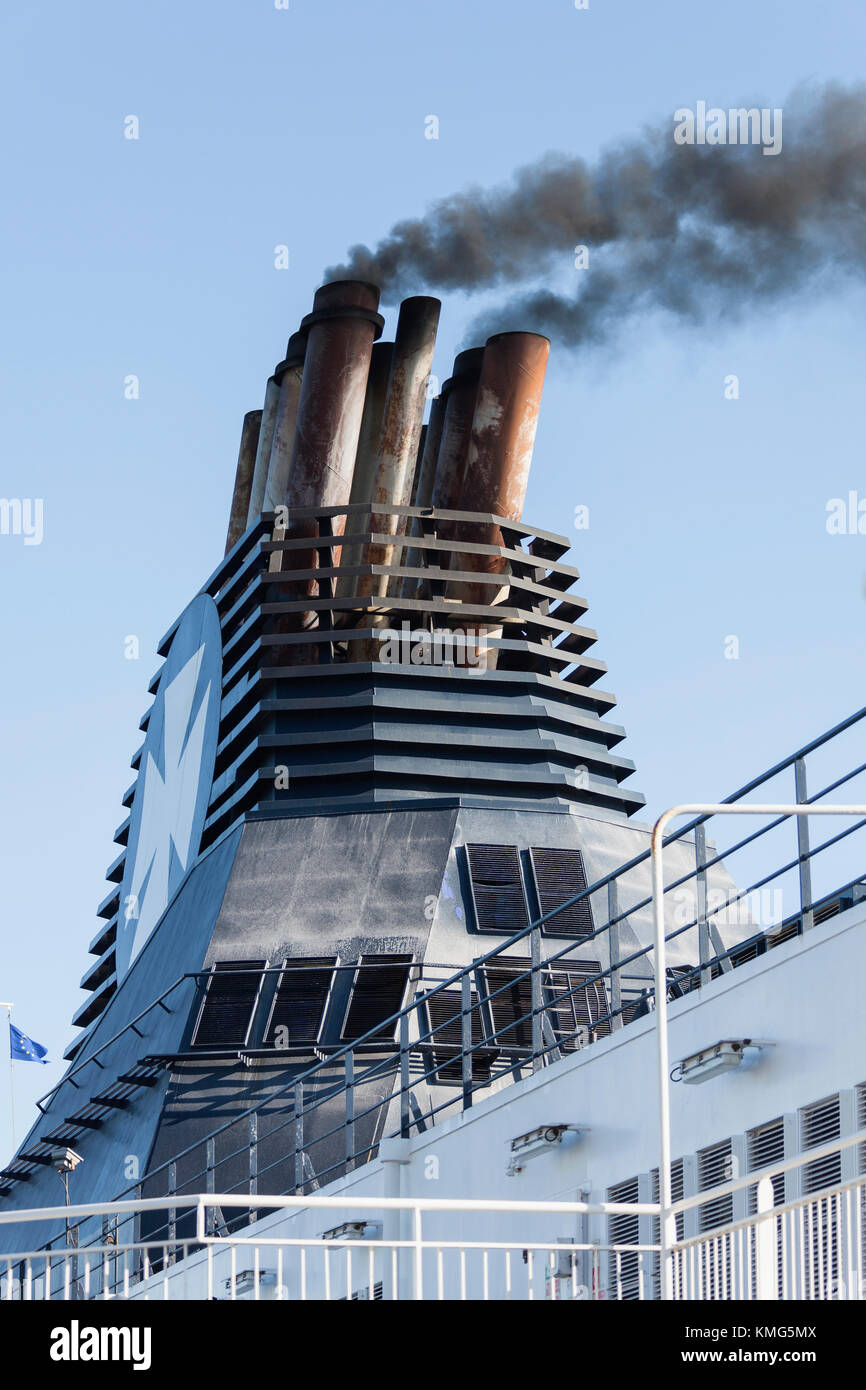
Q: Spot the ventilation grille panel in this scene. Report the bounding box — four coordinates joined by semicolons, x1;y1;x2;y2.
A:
529;847;594;938
466;844;529;934
800;1094;842;1194
747;1118;785;1212
698;1139;734;1232
341;956;413;1042
607;1176;641;1301
192;961;265;1049
266;958;335;1046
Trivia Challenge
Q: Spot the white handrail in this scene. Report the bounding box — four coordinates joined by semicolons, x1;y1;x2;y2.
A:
651;801;866;1300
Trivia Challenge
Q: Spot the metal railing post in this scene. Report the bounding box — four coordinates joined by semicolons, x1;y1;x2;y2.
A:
754;1176;776;1300
248;1114;258;1223
205;1140;216;1237
412;1205;424;1301
460;972;473;1111
608;880;622;1028
399;1014;411;1138
293;1084;304;1194
794;759;814;931
695;823;711;986
167;1161;177;1254
530;925;543;1072
345;1052;355;1172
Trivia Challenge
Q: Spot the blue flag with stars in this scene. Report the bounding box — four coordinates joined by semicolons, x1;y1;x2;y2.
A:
9;1023;49;1064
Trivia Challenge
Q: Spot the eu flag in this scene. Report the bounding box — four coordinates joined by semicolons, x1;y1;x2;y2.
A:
9;1023;49;1064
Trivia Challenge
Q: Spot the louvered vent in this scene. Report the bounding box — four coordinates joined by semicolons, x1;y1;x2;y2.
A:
747;1118;785;1211
465;844;529;934
858;1085;866;1285
650;1159;685;1294
265;959;335;1046
192;961;265;1048
529;847;594;937
342;956;412;1042
607;1177;641;1300
422;989;496;1084
545;960;611;1049
800;1094;842;1193
800;1093;842;1295
698;1139;734;1232
857;1084;866;1174
483;958;533;1051
747;1118;785;1297
346;1282;384;1301
483;956;611;1055
769;920;800;949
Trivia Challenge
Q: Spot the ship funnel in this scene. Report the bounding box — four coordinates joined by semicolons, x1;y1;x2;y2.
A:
453;331;550;605
431;347;485;515
246;376;281;524
361;295;440;596
286;280;384;515
224;410;262;555
264;331;307;512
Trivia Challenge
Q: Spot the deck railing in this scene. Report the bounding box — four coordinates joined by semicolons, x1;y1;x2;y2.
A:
2;1130;865;1300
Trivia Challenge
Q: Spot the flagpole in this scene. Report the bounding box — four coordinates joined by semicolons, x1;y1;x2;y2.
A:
0;1003;14;1148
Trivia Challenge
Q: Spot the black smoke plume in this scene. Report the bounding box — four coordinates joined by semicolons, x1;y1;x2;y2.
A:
326;84;866;349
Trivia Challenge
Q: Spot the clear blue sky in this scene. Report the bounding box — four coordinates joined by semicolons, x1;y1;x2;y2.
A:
1;0;864;1159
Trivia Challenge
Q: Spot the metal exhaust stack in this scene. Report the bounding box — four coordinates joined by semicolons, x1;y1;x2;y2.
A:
400;392;447;595
246;376;281;524
430;347;485;516
360;296;440;598
287;280;383;512
451;332;550;657
224;410;262;554
264;332;307;513
337;340;395;593
457;331;549;550
271;280;384;655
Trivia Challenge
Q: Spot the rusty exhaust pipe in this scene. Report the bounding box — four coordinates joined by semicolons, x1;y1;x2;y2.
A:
264;332;307;513
224;409;262;555
430;347;485;516
360;296;440;599
337;340;394;596
451;331;550;666
246;375;281;523
287;280;383;513
268;280;383;661
459;332;550;528
400;391;446;596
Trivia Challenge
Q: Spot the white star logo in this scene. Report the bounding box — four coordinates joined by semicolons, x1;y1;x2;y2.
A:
126;645;213;968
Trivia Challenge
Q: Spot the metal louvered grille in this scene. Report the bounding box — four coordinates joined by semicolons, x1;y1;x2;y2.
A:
800;1095;842;1193
265;959;335;1046
544;960;611;1049
698;1140;734;1232
192;961;265;1048
465;844;529;933
858;1085;866;1286
422;989;494;1083
483;959;533;1050
608;1177;641;1300
482;955;611;1056
747;1118;785;1297
529;847;594;938
651;1160;684;1299
341;956;412;1042
747;1119;785;1211
800;1094;842;1296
